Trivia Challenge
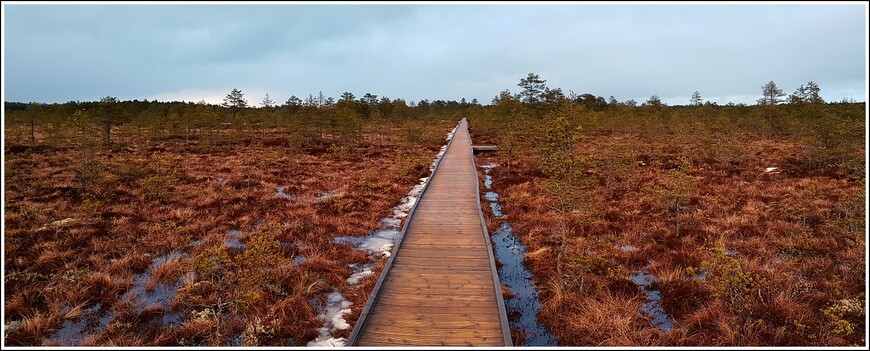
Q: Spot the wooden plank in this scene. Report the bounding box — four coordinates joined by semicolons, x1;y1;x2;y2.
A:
378;291;496;299
378;282;495;291
395;248;494;259
381;269;495;280
384;276;494;290
358;331;502;346
362;314;502;329
367;303;501;316
370;297;493;309
385;267;492;275
391;258;490;268
375;291;496;303
403;225;483;230
396;240;486;246
396;240;485;248
354;338;504;347
393;245;488;251
363;324;503;337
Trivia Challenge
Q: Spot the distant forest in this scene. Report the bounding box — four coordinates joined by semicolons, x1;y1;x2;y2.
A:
4;74;863;155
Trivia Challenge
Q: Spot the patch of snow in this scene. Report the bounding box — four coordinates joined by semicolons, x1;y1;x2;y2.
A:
307;291;352;347
765;167;780;174
346;267;375;285
275;186;300;200
333;229;401;258
5;320;21;338
51;218;77;227
620;245;639;252
316;189;340;203
379;217;401;229
391;183;426;219
307;336;346;347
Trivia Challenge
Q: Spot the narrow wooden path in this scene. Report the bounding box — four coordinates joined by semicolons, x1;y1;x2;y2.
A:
347;118;511;346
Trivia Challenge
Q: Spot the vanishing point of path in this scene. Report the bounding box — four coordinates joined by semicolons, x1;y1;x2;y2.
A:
347;118;511;346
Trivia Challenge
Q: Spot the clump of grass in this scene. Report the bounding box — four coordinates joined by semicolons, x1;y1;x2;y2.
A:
698;246;763;313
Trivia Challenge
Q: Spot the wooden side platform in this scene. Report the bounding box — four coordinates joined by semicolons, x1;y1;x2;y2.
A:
472;145;498;152
347;119;510;346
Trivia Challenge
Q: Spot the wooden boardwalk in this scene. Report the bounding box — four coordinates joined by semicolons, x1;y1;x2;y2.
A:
347;118;511;346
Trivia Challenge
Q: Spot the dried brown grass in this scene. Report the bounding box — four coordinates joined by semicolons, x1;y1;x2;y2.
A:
4;120;453;345
475;127;865;346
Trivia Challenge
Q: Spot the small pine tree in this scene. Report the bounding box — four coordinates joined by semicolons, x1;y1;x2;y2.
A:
223;88;248;119
690;91;703;106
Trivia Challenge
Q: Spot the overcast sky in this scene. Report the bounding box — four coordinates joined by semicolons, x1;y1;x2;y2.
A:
3;3;867;106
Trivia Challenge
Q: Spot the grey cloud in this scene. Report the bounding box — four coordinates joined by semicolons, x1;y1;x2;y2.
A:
3;4;865;105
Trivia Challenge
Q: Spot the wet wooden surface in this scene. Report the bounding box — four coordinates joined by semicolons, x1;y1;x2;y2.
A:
354;119;509;346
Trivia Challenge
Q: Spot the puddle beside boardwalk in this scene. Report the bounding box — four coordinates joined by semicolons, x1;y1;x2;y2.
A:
482;164;557;346
489;202;504;217
631;267;674;333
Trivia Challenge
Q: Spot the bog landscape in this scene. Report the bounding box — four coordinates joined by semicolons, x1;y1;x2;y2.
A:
3;74;866;346
2;3;867;349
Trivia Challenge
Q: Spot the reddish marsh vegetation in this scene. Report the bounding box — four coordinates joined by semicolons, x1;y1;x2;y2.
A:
4;101;455;346
472;99;865;346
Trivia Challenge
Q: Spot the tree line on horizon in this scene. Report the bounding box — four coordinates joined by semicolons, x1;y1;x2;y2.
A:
5;72;859;112
3;73;864;159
